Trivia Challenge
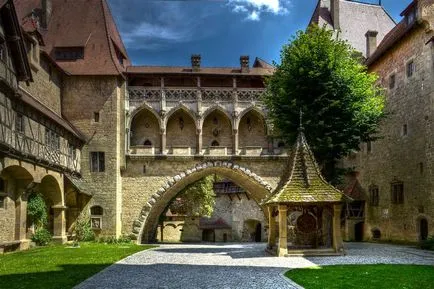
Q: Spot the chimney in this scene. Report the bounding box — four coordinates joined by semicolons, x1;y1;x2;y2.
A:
191;54;201;71
41;0;52;29
365;30;378;58
330;0;340;30
240;55;249;73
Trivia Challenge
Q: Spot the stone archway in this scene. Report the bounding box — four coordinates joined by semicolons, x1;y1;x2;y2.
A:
132;161;273;244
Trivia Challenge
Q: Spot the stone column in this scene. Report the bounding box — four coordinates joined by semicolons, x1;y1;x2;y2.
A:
196;129;202;155
160;129;166;154
267;206;276;249
278;204;288;257
160;77;166;112
232;129;239;155
52;205;67;243
332;203;343;253
197;76;202;113
14;190;28;241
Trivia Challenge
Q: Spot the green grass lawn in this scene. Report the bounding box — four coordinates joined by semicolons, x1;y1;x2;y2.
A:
285;264;434;289
0;242;155;289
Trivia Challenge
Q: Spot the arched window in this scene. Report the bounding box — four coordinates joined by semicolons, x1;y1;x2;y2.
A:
372;228;381;240
211;140;219;147
90;205;103;216
144;139;152;146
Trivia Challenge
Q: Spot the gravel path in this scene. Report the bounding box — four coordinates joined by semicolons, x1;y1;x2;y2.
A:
75;242;434;289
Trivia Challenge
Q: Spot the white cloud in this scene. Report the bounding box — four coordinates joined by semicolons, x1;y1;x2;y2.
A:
227;0;290;21
123;22;188;44
247;10;260;21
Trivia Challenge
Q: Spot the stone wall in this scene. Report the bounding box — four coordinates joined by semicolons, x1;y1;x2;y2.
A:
21;54;62;116
121;157;287;239
62;76;125;237
344;24;434;242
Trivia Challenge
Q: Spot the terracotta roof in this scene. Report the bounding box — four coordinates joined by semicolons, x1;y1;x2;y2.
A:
14;0;130;75
265;130;344;204
126;66;274;76
18;88;85;141
366;19;415;66
252;57;274;69
339;174;366;201
199;217;231;230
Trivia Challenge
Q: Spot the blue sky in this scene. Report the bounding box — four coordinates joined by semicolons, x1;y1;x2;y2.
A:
108;0;412;67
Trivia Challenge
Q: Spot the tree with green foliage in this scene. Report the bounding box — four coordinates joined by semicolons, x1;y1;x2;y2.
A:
27;192;52;245
169;175;216;217
264;25;385;183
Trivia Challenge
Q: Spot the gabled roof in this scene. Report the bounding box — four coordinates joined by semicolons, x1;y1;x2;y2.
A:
14;0;130;75
253;57;274;69
309;0;396;57
265;130;344;204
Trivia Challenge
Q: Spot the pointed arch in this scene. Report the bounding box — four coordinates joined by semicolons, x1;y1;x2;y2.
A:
200;105;234;129
164;104;198;130
129;102;162;130
129;104;162;148
201;105;233;149
237;105;269;134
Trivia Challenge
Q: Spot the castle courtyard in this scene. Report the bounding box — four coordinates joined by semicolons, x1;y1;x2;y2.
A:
75;242;434;289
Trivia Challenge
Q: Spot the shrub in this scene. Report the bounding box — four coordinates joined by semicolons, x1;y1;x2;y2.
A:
419;236;434;250
74;215;95;242
117;235;132;244
32;228;52;246
27;193;47;229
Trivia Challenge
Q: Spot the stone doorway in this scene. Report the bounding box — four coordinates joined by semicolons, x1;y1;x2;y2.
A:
202;229;215;242
255;223;262;242
419;218;428;241
355;221;364;241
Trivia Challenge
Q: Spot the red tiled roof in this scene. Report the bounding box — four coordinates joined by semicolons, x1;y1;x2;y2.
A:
126;66;274;76
14;0;130;75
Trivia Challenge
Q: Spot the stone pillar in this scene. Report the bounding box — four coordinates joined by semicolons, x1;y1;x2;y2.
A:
267;206;276;249
332;203;343;253
197;76;202;113
160;129;166;154
160;77;166;112
196;129;202;155
278;204;288;257
233;129;239;155
14;190;28;241
52;205;67;243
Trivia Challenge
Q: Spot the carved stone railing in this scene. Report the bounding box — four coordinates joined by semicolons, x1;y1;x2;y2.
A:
127;87;266;104
165;88;197;101
202;88;233;102
237;89;265;102
128;87;161;102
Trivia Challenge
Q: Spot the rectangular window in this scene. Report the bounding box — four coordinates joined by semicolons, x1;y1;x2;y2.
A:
406;60;415;78
94;112;100;122
389;74;395;89
391;182;404;204
419;162;424;175
402;124;408;136
54;47;84;61
369;186;379;206
15;113;24;133
90;152;105;172
45;128;60;150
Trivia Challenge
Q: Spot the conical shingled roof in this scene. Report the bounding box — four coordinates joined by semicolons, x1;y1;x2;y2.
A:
265;130;344;204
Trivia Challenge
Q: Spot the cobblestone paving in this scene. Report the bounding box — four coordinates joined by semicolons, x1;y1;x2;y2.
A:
75;243;434;289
